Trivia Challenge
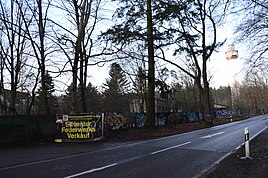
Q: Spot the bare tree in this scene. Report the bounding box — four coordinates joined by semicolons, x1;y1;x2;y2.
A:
231;0;268;71
0;32;7;114
0;0;29;115
15;0;55;114
238;70;268;114
51;0;110;114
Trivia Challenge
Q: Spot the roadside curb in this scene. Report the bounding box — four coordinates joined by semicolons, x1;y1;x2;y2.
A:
193;126;268;178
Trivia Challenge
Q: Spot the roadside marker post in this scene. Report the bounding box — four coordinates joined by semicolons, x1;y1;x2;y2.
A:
241;127;253;160
101;113;105;140
245;127;250;157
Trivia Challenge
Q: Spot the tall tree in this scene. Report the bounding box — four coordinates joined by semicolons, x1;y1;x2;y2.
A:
154;0;225;124
0;38;7;114
146;0;155;128
52;0;109;114
35;0;51;114
101;0;157;127
16;0;53;114
103;63;130;112
35;71;58;114
111;46;148;114
85;82;102;112
0;0;28;114
133;66;147;113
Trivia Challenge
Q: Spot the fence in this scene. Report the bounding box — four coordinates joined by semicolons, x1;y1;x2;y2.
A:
106;112;145;130
106;112;205;130
0;112;208;144
0;115;55;145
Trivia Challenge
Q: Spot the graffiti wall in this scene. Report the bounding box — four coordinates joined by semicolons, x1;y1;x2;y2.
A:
55;112;207;137
215;109;233;117
156;112;169;126
106;112;205;130
106;112;145;130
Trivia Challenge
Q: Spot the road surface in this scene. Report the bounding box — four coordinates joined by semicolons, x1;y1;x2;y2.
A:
0;115;267;178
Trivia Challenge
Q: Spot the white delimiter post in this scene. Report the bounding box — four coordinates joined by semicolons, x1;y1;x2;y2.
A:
245;127;250;158
101;113;105;140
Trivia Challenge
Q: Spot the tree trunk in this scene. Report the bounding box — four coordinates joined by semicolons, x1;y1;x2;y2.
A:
146;0;155;128
71;0;86;114
203;81;213;124
80;54;87;113
38;0;49;114
10;80;17;115
202;55;213;125
0;61;7;115
71;68;78;114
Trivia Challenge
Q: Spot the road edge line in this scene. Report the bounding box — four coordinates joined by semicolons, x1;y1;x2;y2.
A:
193;125;268;178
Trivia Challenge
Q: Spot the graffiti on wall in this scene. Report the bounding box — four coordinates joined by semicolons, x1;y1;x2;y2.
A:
216;109;233;117
106;111;206;130
106;112;145;130
56;112;207;138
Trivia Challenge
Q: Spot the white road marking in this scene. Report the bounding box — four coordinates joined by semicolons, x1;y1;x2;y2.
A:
193;125;268;178
150;142;191;155
0;127;225;171
64;163;118;178
200;131;224;139
0;142;150;171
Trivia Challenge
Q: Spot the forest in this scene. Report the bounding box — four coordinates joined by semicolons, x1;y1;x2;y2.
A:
0;0;267;127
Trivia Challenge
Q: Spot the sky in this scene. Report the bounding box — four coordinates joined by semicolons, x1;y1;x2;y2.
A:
86;29;246;90
209;43;245;89
85;43;245;91
208;22;247;89
52;1;247;94
88;1;248;90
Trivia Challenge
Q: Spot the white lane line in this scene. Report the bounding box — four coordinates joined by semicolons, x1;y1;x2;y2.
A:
150;142;191;155
200;131;224;139
0;142;146;171
64;163;118;178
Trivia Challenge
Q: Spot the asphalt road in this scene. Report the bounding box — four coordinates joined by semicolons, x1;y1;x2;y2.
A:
0;115;267;178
